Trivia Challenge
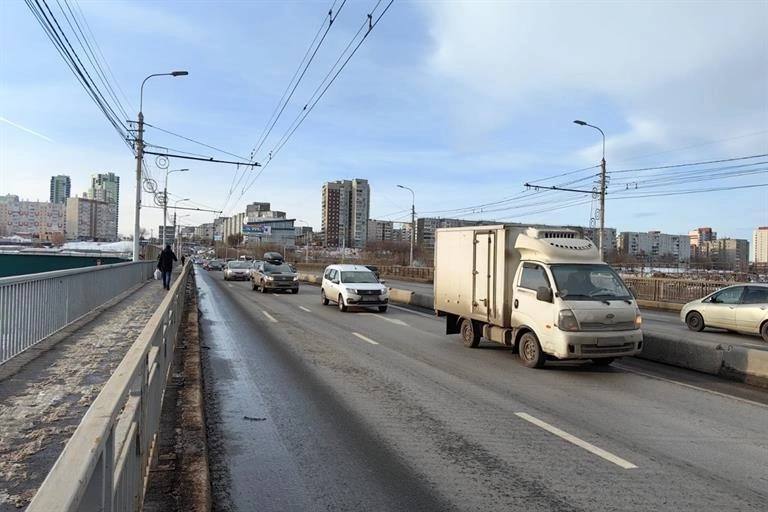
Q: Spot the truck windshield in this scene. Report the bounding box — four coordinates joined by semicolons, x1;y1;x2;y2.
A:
550;264;631;300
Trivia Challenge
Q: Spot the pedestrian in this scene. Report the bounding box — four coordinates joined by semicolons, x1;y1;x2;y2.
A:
181;255;186;266
157;244;178;290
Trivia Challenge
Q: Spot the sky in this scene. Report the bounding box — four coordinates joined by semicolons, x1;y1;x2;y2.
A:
1;0;767;244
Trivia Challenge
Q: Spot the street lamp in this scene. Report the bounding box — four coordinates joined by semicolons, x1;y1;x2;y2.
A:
133;70;189;261
573;120;607;258
162;169;189;247
397;184;416;267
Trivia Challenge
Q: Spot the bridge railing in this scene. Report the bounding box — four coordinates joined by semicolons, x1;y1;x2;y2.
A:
26;262;191;512
0;261;156;364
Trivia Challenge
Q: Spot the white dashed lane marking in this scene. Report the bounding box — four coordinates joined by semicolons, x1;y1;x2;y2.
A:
361;313;409;326
261;310;278;323
514;412;637;469
299;306;312;313
352;332;379;345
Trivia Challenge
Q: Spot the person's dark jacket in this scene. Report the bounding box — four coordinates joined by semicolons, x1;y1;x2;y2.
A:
157;248;178;272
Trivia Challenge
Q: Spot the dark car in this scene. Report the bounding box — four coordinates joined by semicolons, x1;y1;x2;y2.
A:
251;259;299;294
207;259;225;271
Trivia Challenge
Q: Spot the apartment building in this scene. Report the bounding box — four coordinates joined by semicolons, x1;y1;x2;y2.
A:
66;197;118;241
321;179;369;248
49;175;71;205
617;231;691;262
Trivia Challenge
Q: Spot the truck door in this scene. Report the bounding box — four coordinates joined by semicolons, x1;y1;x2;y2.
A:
512;263;555;348
473;231;494;320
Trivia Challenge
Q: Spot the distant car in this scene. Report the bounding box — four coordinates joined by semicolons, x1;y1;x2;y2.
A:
321;264;389;313
681;284;768;341
251;259;299;293
207;259;224;271
224;260;251;281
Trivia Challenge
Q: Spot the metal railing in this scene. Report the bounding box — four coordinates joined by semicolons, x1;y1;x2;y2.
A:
0;261;156;364
622;277;734;304
26;263;191;512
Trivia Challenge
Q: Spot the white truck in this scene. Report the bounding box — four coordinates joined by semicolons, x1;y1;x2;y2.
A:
434;225;643;368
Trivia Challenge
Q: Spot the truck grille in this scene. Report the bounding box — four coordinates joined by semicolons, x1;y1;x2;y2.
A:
580;342;636;355
580;321;635;331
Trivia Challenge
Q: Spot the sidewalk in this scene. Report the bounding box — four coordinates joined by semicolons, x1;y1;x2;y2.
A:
0;276;172;510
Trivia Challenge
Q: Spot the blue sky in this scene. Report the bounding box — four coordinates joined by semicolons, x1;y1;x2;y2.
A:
1;0;766;243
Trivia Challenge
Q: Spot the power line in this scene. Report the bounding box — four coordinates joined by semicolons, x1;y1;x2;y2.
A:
249;0;348;160
58;0;129;121
25;0;131;151
228;0;394;215
609;153;768;174
72;0;134;112
144;123;252;161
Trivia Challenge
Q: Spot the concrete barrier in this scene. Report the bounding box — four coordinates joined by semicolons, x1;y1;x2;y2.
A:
297;274;767;387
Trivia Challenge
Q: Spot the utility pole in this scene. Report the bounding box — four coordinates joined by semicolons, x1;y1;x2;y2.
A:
133;70;189;262
397;184;416;267
162;168;189;248
573;120;607;259
132;110;144;261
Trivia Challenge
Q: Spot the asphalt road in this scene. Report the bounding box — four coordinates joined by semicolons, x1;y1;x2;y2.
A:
385;279;768;351
196;267;768;512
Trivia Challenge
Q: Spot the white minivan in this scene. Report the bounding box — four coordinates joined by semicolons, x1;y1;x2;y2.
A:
321;264;389;312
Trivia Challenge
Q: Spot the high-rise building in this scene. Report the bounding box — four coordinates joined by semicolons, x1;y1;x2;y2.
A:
753;227;768;264
416;217;498;250
367;219;394;243
321;179;370;248
689;227;717;258
66;197;118;241
699;238;750;271
0;196;65;240
580;227;617;258
88;172;120;239
49;175;71;204
617;231;691;262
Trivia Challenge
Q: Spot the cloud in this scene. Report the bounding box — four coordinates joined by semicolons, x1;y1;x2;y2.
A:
422;1;768;160
0;116;54;142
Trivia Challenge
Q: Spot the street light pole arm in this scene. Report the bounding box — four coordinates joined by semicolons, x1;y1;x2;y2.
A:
585;123;606;161
140;73;170;113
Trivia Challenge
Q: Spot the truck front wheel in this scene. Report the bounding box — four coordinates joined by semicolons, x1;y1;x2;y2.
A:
518;332;545;368
460;318;481;348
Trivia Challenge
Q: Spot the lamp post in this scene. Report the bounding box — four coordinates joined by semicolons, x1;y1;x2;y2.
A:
162;168;189;248
296;219;311;263
133;70;189;261
172;198;189;254
573;120;606;259
397;184;416;267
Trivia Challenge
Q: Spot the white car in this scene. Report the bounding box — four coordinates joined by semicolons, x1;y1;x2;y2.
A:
681;284;768;341
223;261;251;281
320;264;389;312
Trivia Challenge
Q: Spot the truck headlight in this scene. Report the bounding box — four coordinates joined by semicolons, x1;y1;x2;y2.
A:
558;309;580;332
634;314;642;329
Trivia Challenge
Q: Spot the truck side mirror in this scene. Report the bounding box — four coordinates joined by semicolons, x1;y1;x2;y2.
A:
536;286;553;303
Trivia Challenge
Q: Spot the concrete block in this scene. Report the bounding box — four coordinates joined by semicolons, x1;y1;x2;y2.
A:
721;345;768;388
388;288;415;304
410;293;434;309
639;334;724;375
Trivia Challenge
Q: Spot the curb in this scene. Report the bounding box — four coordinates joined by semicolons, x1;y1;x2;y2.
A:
298;273;768;388
179;271;212;512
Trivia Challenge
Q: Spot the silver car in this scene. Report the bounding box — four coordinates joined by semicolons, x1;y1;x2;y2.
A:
681;284;768;341
223;261;251;281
